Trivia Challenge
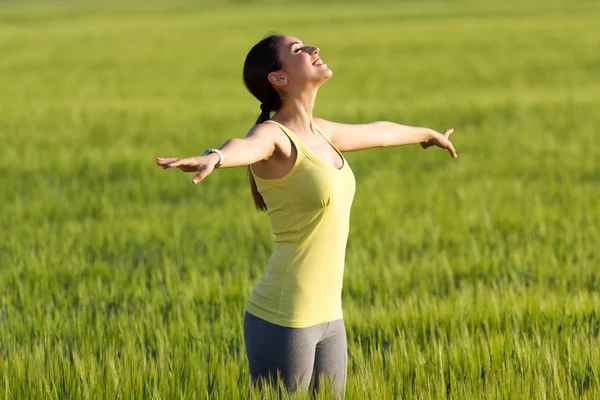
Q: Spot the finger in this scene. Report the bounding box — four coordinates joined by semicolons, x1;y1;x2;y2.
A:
156;157;179;166
165;158;191;169
447;142;458;159
192;171;207;184
443;128;454;138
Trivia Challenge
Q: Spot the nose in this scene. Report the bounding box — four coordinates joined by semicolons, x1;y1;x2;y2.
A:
310;46;319;55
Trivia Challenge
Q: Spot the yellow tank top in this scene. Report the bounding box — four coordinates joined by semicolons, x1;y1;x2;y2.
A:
245;120;356;328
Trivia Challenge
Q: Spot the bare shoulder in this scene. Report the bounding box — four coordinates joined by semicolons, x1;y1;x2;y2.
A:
245;121;282;143
245;121;279;139
244;121;290;153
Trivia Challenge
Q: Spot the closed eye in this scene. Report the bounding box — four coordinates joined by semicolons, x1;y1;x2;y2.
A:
294;47;303;53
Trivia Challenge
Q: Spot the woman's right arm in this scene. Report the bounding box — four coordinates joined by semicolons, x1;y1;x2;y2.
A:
156;123;278;184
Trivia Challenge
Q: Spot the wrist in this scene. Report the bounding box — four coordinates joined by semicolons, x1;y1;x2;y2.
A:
201;148;224;168
420;128;435;144
427;128;437;141
207;152;221;168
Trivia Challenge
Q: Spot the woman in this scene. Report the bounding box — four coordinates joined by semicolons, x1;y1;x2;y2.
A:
156;34;457;397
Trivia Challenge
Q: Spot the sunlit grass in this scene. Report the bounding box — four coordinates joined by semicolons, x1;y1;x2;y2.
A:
1;0;599;398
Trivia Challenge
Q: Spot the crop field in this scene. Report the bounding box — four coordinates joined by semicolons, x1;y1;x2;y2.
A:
1;0;599;398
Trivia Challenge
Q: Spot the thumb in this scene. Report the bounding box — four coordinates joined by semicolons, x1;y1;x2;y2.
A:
192;167;212;184
192;172;204;184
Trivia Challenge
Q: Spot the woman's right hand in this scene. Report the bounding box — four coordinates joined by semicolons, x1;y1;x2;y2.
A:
156;154;220;184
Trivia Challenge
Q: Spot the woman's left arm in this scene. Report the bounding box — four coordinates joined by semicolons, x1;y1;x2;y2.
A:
315;118;457;158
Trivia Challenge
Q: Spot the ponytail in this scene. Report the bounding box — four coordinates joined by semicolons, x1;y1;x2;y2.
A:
247;107;273;212
248;168;267;212
243;34;285;212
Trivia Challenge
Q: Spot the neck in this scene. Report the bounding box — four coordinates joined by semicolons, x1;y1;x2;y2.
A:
272;86;319;134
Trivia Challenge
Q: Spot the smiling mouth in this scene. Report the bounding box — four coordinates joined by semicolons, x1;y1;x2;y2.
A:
312;59;324;66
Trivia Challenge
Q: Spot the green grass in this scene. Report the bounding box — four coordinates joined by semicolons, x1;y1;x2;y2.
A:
1;0;599;398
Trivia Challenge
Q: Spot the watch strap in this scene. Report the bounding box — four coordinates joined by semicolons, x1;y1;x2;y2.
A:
202;148;224;168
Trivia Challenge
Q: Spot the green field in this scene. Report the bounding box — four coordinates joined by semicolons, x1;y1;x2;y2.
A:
1;0;599;398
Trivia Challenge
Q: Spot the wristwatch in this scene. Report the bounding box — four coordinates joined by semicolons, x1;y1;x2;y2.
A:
202;148;224;168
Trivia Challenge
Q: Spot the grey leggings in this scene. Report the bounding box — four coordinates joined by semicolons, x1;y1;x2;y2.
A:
243;311;347;397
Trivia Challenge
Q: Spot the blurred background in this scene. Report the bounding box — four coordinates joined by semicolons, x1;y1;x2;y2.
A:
1;0;599;398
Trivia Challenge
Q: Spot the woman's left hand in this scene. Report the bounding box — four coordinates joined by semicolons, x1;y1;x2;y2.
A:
421;128;457;158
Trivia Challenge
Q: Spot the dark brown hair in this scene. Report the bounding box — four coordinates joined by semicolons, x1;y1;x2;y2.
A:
243;34;284;212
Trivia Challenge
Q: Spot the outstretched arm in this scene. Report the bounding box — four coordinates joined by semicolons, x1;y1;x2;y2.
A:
315;118;457;158
156;123;279;184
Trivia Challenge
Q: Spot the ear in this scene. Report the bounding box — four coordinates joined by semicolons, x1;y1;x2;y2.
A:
268;71;288;87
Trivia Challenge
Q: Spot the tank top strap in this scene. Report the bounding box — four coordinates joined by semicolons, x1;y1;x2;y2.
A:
311;120;340;152
263;120;302;148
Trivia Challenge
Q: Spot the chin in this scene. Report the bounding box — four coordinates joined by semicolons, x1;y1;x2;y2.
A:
319;68;333;83
307;68;333;86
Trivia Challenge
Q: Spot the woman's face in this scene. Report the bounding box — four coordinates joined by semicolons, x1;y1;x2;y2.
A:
272;36;332;88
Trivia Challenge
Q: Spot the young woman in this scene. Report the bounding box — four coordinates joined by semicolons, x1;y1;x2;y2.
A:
156;34;457;397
